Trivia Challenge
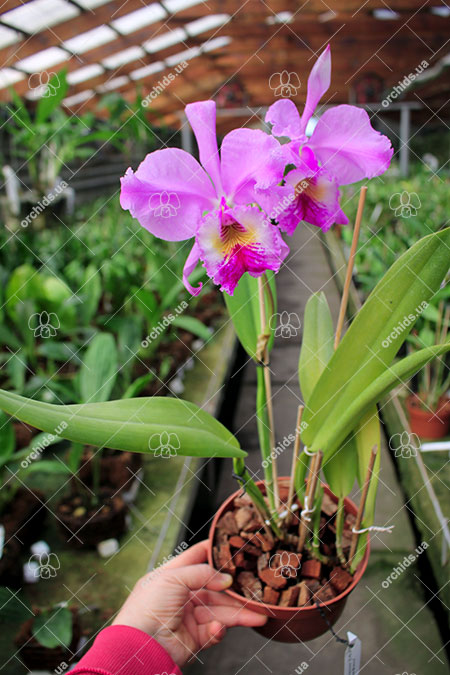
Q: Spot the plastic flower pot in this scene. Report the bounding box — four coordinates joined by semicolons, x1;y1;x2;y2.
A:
208;478;370;643
406;395;450;439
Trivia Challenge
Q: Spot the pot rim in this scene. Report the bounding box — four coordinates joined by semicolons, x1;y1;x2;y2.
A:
208;477;370;614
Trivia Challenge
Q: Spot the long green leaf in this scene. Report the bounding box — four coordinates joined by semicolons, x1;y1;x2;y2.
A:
322;439;357;498
33;607;72;649
224;272;277;361
79;333;118;403
355;407;381;528
35;70;69;124
0;412;15;468
307;342;450;457
172;315;212;341
298;292;334;403
303;228;450;453
0;390;246;459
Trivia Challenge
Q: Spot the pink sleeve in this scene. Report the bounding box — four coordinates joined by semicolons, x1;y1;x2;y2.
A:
70;625;182;675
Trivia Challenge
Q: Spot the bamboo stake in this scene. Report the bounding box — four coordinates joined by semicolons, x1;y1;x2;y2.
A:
334;186;367;349
257;276;279;509
347;444;378;566
298;450;323;552
285;405;304;526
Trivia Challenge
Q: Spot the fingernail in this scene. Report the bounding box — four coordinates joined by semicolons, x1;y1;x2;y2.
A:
221;574;233;588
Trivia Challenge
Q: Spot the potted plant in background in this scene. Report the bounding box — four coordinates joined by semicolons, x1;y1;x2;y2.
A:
0;587;81;670
0;48;448;643
406;290;450;438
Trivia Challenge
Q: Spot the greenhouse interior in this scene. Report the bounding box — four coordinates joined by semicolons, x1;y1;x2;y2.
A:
0;0;448;673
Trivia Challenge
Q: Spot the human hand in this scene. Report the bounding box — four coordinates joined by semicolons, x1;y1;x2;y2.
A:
113;540;267;666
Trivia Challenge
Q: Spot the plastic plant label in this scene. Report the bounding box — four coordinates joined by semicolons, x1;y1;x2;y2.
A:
344;631;361;675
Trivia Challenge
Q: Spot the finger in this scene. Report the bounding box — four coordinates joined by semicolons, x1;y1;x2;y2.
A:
194;604;268;628
162;541;209;571
197;620;226;649
190;589;256;609
166;564;232;592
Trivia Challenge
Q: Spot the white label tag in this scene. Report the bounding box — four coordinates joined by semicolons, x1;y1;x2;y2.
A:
0;525;4;560
344;631;361;675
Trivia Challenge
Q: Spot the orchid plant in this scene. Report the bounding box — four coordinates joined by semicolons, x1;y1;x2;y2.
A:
0;48;449;573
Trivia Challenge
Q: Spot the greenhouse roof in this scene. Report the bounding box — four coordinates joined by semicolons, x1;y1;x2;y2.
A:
0;0;448;129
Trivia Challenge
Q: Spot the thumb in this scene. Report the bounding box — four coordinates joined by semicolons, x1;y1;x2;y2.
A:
166;564;233;592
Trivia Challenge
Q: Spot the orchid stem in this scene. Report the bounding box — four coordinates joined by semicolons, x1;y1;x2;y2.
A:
232;458;282;540
285;405;304;527
257;275;279;511
335;496;346;566
298;451;323;552
334;186;367;349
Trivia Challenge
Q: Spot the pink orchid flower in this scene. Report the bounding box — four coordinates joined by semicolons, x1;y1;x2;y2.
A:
120;101;288;295
265;45;393;233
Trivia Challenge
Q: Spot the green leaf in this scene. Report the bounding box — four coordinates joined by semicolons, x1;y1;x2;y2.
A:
24;459;71;475
79;333;118;403
78;265;102;324
303;228;450;455
322;439;357;499
32;606;72;649
172;316;212;341
35;70;69;124
0;412;15;468
298;292;334;403
122;372;154;399
224;272;277;361
308;342;450;458
0;390;246;459
354;407;381;528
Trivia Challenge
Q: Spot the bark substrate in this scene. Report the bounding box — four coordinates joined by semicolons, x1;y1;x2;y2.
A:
213;490;355;608
15;607;81;670
56;490;127;548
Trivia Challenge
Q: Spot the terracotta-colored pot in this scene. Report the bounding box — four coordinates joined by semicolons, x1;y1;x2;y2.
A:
208;478;370;643
407;395;450;439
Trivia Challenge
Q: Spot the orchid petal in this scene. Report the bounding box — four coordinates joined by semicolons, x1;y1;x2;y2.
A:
265;99;302;140
183;241;203;296
299;45;331;135
196;206;288;295
220;129;286;203
277;148;349;234
185;100;223;196
120;148;216;241
308;105;394;184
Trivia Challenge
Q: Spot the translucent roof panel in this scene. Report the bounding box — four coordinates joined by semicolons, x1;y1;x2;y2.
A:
67;64;104;85
111;4;167;35
0;68;25;87
130;61;165;80
144;28;187;53
16;47;68;73
0;25;21;49
102;46;145;68
1;0;79;33
162;0;204;13
63;25;116;54
166;46;200;66
75;0;110;7
63;90;94;106
202;36;232;52
97;76;129;92
185;15;230;37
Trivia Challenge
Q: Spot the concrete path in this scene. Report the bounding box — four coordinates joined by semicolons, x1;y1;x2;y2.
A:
186;224;447;675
